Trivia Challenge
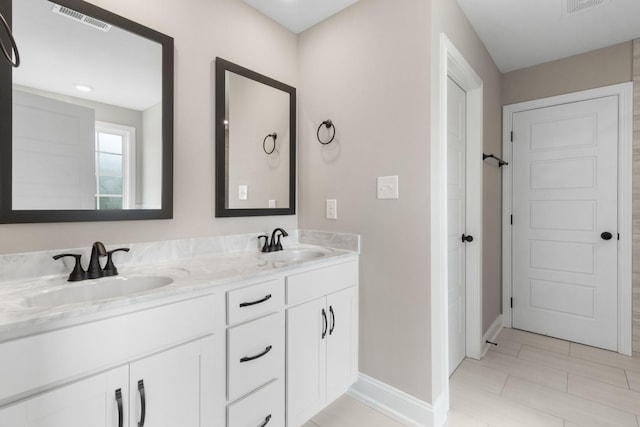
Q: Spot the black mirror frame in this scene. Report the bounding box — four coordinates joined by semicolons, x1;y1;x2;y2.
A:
0;0;174;223
215;57;296;217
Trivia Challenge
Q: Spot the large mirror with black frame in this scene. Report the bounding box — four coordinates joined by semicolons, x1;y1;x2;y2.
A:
0;0;173;223
215;57;296;217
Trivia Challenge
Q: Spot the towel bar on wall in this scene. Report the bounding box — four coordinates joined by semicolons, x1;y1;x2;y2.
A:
483;153;508;167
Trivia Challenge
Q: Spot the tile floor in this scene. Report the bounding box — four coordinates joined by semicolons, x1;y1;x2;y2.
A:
303;328;640;427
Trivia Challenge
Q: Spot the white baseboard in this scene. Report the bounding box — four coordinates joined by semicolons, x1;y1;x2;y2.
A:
482;314;503;357
347;373;443;427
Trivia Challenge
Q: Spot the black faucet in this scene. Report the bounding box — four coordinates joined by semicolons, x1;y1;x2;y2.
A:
270;228;288;251
53;242;130;282
87;241;107;279
258;228;289;252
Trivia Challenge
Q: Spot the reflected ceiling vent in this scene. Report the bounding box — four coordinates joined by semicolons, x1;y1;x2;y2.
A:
51;4;112;32
564;0;609;15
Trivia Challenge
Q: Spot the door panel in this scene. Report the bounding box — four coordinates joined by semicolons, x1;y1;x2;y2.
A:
326;287;357;404
0;366;128;427
286;298;327;427
129;340;203;427
447;77;467;375
512;95;618;351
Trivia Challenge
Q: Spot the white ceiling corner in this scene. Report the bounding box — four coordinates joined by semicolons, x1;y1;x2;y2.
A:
242;0;360;33
456;0;640;73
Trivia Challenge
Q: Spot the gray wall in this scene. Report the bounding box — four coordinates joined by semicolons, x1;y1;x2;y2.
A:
298;0;432;402
502;42;633;105
0;0;298;254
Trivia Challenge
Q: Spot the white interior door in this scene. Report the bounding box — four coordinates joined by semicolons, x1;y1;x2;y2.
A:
511;95;619;351
447;77;467;375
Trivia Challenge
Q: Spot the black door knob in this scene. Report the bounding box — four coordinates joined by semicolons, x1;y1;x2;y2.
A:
601;232;613;241
461;234;474;243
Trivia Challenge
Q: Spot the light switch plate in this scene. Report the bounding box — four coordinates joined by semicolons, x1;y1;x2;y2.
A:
326;199;337;220
377;176;399;199
268;199;276;208
239;185;248;200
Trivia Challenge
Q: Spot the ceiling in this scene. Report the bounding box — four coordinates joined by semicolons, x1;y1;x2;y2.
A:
13;0;162;111
242;0;359;33
457;0;640;73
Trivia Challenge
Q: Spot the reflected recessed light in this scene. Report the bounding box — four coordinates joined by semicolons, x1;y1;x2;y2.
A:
75;84;93;92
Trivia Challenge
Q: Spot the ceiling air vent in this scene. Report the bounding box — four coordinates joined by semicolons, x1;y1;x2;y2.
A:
51;4;112;32
564;0;609;15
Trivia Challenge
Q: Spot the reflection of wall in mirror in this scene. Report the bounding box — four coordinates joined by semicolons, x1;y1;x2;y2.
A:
11;85;162;210
227;73;290;209
12;90;96;210
141;103;162;209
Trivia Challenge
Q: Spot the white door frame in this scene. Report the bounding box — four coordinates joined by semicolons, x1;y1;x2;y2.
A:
502;82;633;355
432;33;484;389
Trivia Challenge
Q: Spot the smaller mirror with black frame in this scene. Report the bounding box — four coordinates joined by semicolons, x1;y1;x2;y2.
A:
215;57;296;217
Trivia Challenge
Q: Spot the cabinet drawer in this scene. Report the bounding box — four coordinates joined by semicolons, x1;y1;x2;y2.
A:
227;379;284;427
227;278;283;325
286;261;358;305
227;312;284;401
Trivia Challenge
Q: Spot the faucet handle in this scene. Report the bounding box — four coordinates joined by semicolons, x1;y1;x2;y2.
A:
258;235;270;253
52;253;87;282
103;248;130;277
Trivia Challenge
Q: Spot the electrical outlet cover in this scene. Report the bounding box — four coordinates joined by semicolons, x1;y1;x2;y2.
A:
377;176;399;199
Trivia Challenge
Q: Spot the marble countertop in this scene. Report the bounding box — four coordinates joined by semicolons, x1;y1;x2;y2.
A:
0;244;357;340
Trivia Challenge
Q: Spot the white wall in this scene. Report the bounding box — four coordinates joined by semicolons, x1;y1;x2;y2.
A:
0;0;298;254
298;0;432;402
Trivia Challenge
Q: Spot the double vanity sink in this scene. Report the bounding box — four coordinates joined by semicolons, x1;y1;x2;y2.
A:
7;245;333;314
0;239;358;427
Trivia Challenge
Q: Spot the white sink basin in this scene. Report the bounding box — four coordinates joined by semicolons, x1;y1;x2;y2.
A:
261;248;329;262
23;276;174;307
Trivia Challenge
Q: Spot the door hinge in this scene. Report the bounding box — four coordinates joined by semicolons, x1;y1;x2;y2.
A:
510;215;513;225
510;131;513;142
510;297;513;308
618;233;620;240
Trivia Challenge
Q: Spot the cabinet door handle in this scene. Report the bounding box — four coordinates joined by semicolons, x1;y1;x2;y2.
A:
240;345;273;363
138;379;146;427
258;414;272;427
239;294;272;308
329;306;336;335
321;308;328;339
115;389;123;427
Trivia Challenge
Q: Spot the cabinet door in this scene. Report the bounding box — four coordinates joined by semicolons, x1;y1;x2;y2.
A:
326;287;358;404
0;366;128;427
286;298;327;427
129;338;207;427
